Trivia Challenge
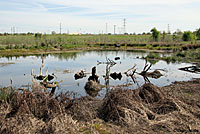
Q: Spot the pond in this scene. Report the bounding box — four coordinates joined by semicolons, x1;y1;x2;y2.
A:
0;50;199;98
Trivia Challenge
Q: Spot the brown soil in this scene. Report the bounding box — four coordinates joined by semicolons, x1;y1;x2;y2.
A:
1;79;200;133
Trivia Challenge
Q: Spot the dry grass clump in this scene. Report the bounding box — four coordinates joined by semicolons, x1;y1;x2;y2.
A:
138;83;164;103
65;96;102;121
98;83;189;133
0;89;80;134
6;90;62;122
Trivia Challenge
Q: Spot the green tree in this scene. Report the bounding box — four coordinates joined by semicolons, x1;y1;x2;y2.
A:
182;31;196;41
162;31;167;41
195;28;200;40
151;28;160;41
172;34;177;41
34;33;42;38
51;31;56;35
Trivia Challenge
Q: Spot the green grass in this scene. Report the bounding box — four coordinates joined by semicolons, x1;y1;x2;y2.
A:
0;86;14;102
0;34;200;57
146;52;160;59
0;34;171;50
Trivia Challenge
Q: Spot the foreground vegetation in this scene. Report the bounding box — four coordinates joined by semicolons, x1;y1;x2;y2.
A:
1;79;200;133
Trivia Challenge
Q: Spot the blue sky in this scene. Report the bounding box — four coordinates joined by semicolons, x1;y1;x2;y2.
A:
0;0;200;34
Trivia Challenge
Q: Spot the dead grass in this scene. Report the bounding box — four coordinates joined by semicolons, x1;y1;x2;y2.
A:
1;79;200;133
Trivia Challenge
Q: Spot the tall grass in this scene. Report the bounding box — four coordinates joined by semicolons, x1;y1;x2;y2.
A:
0;34;171;49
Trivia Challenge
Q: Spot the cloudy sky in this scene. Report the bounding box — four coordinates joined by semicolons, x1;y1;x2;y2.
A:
0;0;199;34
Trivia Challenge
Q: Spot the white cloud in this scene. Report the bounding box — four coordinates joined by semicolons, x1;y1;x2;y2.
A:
0;0;199;33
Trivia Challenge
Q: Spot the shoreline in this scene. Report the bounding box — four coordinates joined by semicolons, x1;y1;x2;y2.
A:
0;46;172;57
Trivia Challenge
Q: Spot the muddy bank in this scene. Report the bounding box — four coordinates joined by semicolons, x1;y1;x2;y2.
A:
1;79;200;133
0;46;171;57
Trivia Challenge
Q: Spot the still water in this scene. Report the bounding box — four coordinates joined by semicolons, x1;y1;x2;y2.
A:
0;50;199;97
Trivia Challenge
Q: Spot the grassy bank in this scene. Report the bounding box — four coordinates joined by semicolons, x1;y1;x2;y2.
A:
145;48;200;64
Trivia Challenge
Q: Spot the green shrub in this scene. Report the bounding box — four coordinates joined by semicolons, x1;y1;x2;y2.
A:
151;27;160;41
176;51;186;57
0;46;5;50
182;31;196;41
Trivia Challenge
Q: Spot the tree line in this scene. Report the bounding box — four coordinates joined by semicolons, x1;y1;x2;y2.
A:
151;27;200;42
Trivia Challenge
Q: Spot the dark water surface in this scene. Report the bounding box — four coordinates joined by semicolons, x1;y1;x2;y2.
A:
0;51;199;97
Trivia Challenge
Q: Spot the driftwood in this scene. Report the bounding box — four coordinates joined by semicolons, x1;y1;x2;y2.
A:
124;64;137;83
35;74;54;81
32;56;62;96
74;70;86;80
124;64;136;75
40;81;62;88
88;66;99;82
114;57;120;60
179;65;200;73
97;58;116;66
139;61;162;79
139;60;152;76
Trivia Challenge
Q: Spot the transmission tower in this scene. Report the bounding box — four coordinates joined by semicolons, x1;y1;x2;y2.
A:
106;23;108;34
114;25;116;34
60;23;62;34
168;24;170;34
123;18;126;34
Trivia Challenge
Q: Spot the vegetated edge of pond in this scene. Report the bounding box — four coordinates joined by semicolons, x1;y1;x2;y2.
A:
0;46;171;57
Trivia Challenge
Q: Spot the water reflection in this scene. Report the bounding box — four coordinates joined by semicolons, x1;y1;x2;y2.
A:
31;55;62;96
0;51;200;98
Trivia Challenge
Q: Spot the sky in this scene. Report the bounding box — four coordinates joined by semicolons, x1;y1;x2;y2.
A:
0;0;200;34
